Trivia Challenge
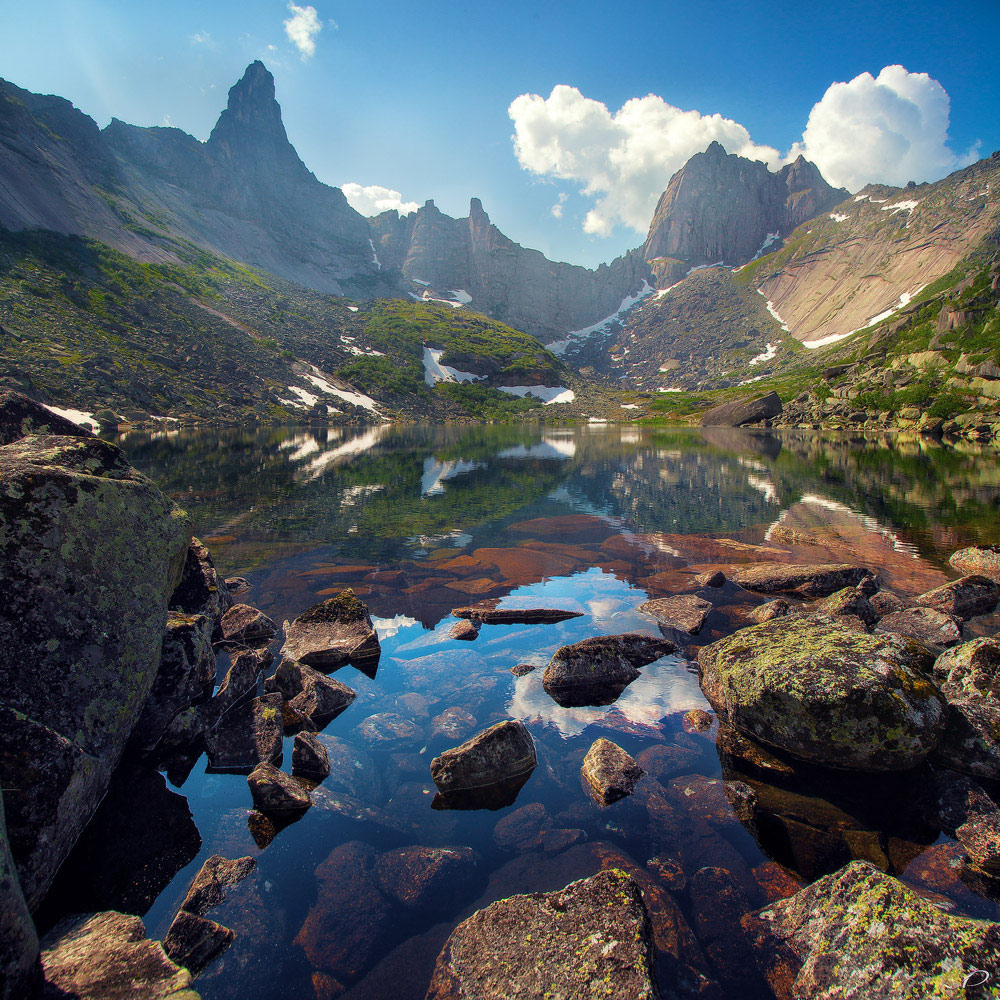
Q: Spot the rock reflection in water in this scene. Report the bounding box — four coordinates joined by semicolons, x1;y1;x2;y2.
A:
430;773;534;811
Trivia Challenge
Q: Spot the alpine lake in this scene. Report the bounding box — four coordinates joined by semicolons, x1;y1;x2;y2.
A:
38;422;1000;1000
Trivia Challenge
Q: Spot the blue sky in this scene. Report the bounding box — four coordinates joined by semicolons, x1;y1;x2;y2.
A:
1;0;997;267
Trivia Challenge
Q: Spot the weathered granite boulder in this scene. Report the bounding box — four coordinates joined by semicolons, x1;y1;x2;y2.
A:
542;634;676;708
430;721;537;810
638;595;712;634
133;613;216;751
750;598;792;624
291;731;330;782
0;788;39;1000
425;869;659;1000
934;639;1000;703
212;645;272;715
581;738;645;805
815;587;877;627
40;910;197;1000
869;589;905;620
698;616;945;770
266;659;355;729
731;563;871;597
449;619;480;641
204;694;283;774
246;762;311;816
218;604;276;645
162;910;234;977
374;846;479;911
169;538;233;635
452;601;584;625
179;854;256;917
876;606;963;648
916;575;999;620
0;391;90;444
0;431;190;909
429;707;477;744
743;861;1000;999
950;545;1000;583
696;569;727;588
280;590;380;675
700;391;782;427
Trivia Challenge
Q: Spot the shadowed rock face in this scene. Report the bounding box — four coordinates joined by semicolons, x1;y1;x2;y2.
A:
0;787;39;1000
700;391;782;428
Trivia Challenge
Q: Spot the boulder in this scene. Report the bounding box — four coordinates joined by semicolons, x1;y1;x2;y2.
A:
696;569;727;588
955;812;1000;875
280;590;380;675
179;854;256;917
950;546;1000;583
731;563;871;597
168;538;233;635
0;431;190;909
542;634;675;708
425;869;659;1000
374;846;479;911
430;720;537;810
452;601;584;625
934;638;1000;702
869;590;905;620
0;391;93;444
701;391;782;427
581;738;645;805
39;910;196;1000
744;861;1000;999
916;575;999;620
218;604;276;645
265;657;356;729
133;612;215;751
814;587;877;627
750;598;792;624
449;619;480;641
162;910;234;976
291;731;330;782
211;645;272;716
509;663;536;677
0;788;39;1000
246;762;311;816
429;707;477;744
698;616;945;770
205;694;283;774
638;595;712;634
876;607;963;648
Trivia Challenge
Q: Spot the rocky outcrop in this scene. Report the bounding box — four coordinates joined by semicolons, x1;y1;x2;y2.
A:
581;739;645;805
426;869;659;1000
644;142;847;267
0;788;39;1000
698;616;945;770
700;392;782;427
168;538;233;635
744;860;1000;999
0;426;190;910
280;590;381;675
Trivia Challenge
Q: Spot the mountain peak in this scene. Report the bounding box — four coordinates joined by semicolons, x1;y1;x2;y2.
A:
704;140;728;157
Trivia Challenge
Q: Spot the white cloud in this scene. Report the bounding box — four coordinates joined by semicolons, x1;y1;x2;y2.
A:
508;85;781;236
342;183;420;217
284;3;322;60
789;65;977;191
551;192;568;218
190;31;211;45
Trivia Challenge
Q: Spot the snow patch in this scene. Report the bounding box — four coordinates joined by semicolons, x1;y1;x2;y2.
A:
554;281;655;353
451;289;472;304
749;232;780;263
368;238;381;270
43;405;101;433
657;387;683;393
757;290;790;333
304;366;380;412
829;212;849;222
621;403;640;410
749;342;777;366
653;281;681;300
497;385;576;404
881;200;919;215
411;278;430;287
423;347;486;386
687;261;724;275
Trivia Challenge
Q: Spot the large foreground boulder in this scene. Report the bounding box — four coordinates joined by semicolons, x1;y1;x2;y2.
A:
698;616;945;770
168;538;234;635
744;861;1000;999
700;391;782;427
280;590;381;676
426;869;659;1000
0;431;190;909
1;788;39;1000
542;634;676;708
731;563;871;597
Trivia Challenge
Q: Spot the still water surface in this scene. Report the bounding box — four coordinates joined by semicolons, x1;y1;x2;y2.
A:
56;425;1000;998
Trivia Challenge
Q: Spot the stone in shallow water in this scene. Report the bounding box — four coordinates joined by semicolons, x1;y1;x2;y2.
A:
542;633;675;708
696;569;727;588
219;604;276;644
357;713;422;748
876;606;963;648
951;546;1000;584
284;665;356;730
429;707;477;744
40;910;196;1000
698;616;944;771
224;576;251;596
581;738;644;804
509;662;536;676
162;910;234;977
292;731;330;782
638;595;713;634
205;694;284;774
448;619;479;641
180;854;256;917
916;574;999;621
750;598;792;624
425;869;659;1000
744;860;1000;1000
451;600;584;624
731;563;871;597
246;762;311;816
280;589;381;676
374;845;479;911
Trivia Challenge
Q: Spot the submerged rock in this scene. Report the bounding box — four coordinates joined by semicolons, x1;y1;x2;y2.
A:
169;538;233;636
638;595;712;635
219;604;277;645
425;869;659;1000
542;633;675;708
698;616;944;770
581;738;644;805
744;860;1000;999
429;707;477;744
180;854;256;917
246;762;311;816
40;910;195;1000
916;575;999;621
374;846;479;911
280;589;381;675
291;731;330;782
452;600;584;624
430;720;537;810
731;563;871;597
876;606;963;648
163;910;234;976
951;545;1000;583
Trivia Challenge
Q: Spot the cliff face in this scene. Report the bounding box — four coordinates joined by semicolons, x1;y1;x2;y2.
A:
643;141;847;267
371;198;652;343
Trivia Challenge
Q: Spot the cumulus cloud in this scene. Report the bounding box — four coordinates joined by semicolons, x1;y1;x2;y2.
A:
551;192;568;218
342;183;420;217
284;3;322;60
789;65;977;191
508;85;781;236
190;31;211;45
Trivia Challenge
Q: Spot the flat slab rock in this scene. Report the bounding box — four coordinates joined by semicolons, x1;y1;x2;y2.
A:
180;854;256;917
915;574;999;621
582;738;645;805
876;606;963;648
452;600;584;625
698;615;945;771
162;910;234;977
542;633;676;708
280;589;381;675
40;910;197;1000
731;563;871;597
218;604;276;644
426;869;659;1000
744;860;1000;999
951;546;1000;583
638;595;712;634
